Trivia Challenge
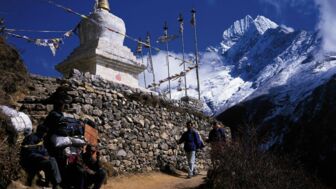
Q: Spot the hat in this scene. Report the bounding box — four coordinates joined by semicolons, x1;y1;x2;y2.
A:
44;86;73;105
212;120;218;126
55;92;72;105
186;120;193;126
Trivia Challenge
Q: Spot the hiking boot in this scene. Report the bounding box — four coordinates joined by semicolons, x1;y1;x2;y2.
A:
187;175;192;179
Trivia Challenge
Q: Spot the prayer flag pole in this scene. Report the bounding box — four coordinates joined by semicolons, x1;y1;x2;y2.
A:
136;38;147;88
163;22;172;99
191;8;201;100
178;14;188;97
146;32;156;91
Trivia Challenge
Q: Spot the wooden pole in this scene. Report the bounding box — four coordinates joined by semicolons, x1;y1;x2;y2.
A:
191;8;201;100
163;22;172;99
146;32;156;91
178;14;188;97
141;51;147;88
137;38;147;88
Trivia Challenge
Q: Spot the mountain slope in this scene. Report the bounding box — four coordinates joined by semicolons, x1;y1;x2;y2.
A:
179;15;326;116
204;15;336;186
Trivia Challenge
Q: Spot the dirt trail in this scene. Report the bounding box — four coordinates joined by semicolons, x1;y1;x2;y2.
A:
103;171;206;189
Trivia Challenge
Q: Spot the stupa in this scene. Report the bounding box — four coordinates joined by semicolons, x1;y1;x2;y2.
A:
56;0;145;88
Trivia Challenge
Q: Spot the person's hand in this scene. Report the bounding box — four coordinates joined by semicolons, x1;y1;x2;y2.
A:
43;156;49;160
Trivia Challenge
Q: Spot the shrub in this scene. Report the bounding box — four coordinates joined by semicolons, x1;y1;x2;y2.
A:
205;129;328;189
0;115;22;189
0;37;30;105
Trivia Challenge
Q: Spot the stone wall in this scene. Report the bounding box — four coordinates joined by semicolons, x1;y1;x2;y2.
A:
19;75;60;126
19;71;230;174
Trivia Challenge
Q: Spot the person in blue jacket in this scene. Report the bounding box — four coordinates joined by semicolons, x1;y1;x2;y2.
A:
178;120;204;178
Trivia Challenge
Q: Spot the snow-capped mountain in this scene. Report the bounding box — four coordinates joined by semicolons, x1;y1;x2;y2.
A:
169;15;336;118
198;16;336;183
221;15;278;53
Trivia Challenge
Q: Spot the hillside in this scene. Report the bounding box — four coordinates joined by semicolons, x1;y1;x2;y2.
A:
0;37;30;106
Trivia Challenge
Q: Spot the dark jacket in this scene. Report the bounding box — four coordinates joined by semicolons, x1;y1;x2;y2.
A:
44;110;64;134
208;128;226;143
20;134;48;167
82;152;101;171
178;129;203;152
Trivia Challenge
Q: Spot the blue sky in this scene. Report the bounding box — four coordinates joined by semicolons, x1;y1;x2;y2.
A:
0;0;319;77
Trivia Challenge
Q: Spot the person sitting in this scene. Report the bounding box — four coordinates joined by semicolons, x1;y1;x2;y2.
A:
82;145;107;189
20;126;62;189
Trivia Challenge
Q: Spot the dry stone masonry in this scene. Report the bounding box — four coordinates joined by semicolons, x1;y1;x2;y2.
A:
20;70;230;174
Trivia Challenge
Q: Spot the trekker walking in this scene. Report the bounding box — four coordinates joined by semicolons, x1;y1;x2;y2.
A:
178;121;204;179
207;121;226;144
206;121;226;167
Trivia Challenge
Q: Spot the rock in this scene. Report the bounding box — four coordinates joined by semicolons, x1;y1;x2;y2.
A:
46;104;54;112
103;124;112;130
112;160;121;167
160;132;169;140
116;149;127;157
67;90;79;97
141;142;147;148
123;160;132;166
126;116;133;123
85;98;93;104
70;69;82;78
93;98;103;108
160;143;169;151
108;144;118;151
70;104;81;114
100;156;109;162
116;92;124;98
93;109;103;116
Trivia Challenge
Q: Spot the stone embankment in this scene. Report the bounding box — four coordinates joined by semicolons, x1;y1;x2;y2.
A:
19;70;231;174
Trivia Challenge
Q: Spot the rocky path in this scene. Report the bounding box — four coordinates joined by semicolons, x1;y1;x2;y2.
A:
7;171;206;189
103;171;206;189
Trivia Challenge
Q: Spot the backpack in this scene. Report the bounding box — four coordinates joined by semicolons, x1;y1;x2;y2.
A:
193;130;205;149
55;117;84;137
218;128;226;141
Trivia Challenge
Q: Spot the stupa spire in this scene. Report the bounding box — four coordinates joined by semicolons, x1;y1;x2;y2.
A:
97;0;110;11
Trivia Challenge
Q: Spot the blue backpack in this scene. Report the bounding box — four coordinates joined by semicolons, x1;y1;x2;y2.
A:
193;130;205;149
56;117;84;136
